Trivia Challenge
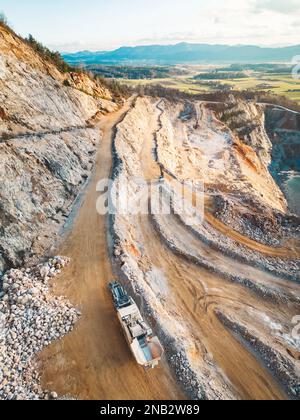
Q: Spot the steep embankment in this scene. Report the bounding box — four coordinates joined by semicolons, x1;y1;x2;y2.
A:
0;24;118;275
265;106;300;174
265;106;300;217
212;98;300;249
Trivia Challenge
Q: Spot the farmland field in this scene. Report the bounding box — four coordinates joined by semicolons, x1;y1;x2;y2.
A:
114;64;300;103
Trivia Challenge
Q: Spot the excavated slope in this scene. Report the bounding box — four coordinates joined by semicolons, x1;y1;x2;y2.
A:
0;25;118;274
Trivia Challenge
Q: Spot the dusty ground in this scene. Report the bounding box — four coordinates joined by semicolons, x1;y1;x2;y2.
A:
205;210;300;259
39;96;299;401
139;213;288;400
38;102;183;400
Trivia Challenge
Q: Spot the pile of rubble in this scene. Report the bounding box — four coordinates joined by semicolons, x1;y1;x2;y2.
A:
0;257;80;400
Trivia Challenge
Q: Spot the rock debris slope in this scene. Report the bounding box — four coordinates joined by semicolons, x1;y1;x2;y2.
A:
112;97;300;400
0;257;79;400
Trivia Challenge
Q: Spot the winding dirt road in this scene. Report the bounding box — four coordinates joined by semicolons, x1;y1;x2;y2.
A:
38;97;298;401
139;213;288;400
38;102;183;400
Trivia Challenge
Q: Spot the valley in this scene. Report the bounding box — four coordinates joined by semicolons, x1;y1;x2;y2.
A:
116;65;300;104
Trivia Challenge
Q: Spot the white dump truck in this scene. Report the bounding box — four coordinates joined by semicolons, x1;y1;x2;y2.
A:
109;281;164;370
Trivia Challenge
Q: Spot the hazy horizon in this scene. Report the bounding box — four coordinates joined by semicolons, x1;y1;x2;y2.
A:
1;0;300;53
62;41;300;55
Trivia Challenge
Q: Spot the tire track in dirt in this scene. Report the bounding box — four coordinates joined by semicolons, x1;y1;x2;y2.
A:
139;211;288;400
135;99;294;400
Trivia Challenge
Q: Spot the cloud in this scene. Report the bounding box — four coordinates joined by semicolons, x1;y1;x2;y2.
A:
48;41;117;53
253;0;300;14
47;1;300;52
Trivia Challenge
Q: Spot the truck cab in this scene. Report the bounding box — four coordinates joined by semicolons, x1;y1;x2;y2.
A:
109;281;164;370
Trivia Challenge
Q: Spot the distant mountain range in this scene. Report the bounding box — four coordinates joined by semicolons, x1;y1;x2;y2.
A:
63;42;300;66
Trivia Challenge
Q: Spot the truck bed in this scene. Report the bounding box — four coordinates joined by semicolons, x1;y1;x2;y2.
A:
109;281;164;369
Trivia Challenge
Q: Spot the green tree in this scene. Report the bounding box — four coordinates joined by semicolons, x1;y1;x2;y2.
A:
0;12;8;26
25;34;73;73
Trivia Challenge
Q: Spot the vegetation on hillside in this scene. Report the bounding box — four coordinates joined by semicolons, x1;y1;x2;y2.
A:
221;63;292;74
0;15;130;102
0;11;10;30
0;13;72;73
194;72;248;80
24;34;73;73
242;91;300;112
136;83;300;112
87;65;188;80
95;76;132;100
24;35;131;100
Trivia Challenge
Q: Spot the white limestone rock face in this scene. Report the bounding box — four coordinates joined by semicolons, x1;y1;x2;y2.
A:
0;25;118;273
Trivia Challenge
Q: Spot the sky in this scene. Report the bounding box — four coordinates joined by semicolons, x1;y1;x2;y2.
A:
0;0;299;52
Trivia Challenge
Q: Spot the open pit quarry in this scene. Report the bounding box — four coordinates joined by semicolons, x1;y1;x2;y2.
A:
0;24;300;401
108;97;300;400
